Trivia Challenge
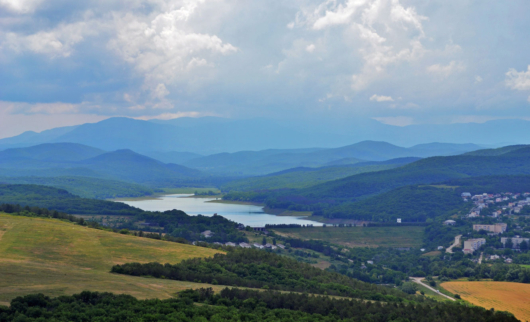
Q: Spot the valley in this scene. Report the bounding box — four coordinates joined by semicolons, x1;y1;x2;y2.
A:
2;3;529;320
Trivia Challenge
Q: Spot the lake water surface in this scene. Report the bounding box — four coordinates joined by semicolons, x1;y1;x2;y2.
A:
119;194;322;227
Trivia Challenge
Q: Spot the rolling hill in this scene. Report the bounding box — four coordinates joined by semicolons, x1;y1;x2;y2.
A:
0;176;154;199
221;158;418;192
0;143;216;190
0;213;222;305
183;141;481;175
224;145;530;211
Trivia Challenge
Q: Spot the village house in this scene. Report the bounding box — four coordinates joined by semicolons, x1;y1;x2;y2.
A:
225;242;237;247
200;230;213;238
444;220;456;226
239;242;252;248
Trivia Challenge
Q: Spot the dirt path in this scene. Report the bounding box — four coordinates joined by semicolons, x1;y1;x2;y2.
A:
446;235;462;253
410;277;455;301
478;252;483;264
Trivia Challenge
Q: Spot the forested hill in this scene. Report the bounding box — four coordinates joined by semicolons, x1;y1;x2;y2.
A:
314;175;530;221
223;145;530;211
0;184;247;243
0;176;154;199
0;184;143;215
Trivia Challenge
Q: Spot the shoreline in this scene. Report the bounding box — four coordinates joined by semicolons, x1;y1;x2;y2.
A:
111;192;329;225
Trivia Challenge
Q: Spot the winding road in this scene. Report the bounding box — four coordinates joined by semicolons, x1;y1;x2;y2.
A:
446;235;462;254
410;277;455;301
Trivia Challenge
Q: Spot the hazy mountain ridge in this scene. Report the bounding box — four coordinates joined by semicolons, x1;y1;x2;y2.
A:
183;141;483;175
2;117;528;155
0;143;209;188
221;157;419;192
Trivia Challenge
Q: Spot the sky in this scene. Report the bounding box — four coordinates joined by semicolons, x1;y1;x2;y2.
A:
0;0;530;139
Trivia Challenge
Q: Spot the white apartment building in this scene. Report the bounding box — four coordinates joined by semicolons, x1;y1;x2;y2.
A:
463;238;486;254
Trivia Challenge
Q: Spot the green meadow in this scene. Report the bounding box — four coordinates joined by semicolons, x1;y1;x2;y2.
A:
0;213;223;306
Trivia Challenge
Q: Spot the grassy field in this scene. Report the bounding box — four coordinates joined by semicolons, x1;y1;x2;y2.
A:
442;281;530;321
272;226;425;248
0;213;223;306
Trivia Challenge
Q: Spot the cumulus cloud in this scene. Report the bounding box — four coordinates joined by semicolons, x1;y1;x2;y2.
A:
505;65;530;91
3;20;99;57
108;1;237;99
1;101;80;114
505;65;530;103
293;0;429;91
426;61;465;78
306;44;315;53
0;0;44;14
370;94;394;102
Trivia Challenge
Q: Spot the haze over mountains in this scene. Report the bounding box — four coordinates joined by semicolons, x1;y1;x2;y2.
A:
1;117;530;155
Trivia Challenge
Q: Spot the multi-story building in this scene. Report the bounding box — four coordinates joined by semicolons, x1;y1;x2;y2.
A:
463;238;486;254
501;237;530;249
472;223;507;234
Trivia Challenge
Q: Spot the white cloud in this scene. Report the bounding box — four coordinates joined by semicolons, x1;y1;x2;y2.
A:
505;65;530;91
373;116;414;126
0;101;108;139
1;101;80;114
153;83;170;100
295;0;429;91
134;111;217;120
370;94;394;102
475;75;483;83
108;2;237;99
3;20;99;57
0;0;43;14
306;44;315;53
426;61;465;79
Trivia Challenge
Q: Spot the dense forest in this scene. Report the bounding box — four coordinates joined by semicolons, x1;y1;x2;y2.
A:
0;176;155;199
0;195;247;244
223;147;530;213
0;184;144;215
0;289;517;322
111;249;412;302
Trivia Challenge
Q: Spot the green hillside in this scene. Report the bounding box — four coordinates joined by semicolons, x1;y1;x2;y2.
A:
224;146;530;212
221;163;400;191
0;176;154;199
0;184;142;215
0;184;247;243
0;213;222;305
318;175;530;221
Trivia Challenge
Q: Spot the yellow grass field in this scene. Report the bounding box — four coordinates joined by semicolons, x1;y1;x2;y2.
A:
0;213;223;306
442;281;530;321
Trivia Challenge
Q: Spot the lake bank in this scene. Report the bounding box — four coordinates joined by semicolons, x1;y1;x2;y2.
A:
114;194;323;227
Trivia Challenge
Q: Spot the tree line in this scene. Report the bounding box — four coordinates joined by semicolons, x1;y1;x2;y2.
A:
0;289;517;322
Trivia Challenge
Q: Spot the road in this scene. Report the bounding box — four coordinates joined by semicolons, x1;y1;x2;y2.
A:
446;235;462;253
410;277;455;301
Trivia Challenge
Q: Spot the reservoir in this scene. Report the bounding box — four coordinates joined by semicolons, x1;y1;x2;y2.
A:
119;194;322;227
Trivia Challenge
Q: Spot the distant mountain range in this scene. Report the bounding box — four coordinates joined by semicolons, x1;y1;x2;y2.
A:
0;143;208;187
2;117;530;155
181;141;484;175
